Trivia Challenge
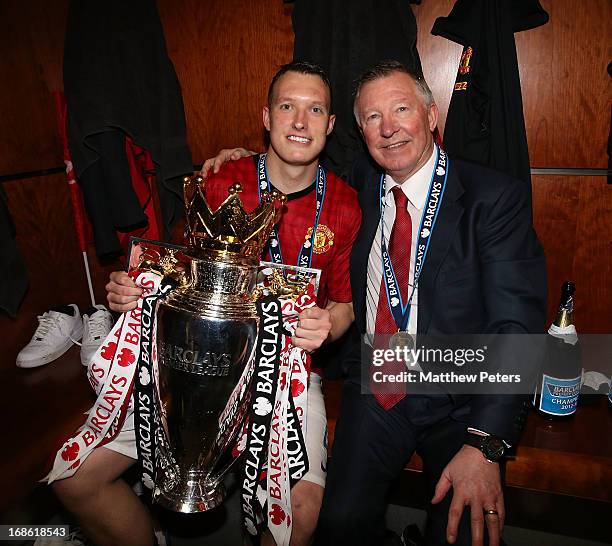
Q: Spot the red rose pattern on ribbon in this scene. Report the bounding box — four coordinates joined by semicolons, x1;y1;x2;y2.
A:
117;347;135;367
61;442;79;462
101;341;117;361
269;504;286;525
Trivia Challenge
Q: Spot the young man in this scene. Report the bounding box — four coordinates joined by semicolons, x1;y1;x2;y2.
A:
60;62;360;546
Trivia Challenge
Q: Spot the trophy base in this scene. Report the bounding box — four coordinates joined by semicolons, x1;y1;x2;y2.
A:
153;479;226;513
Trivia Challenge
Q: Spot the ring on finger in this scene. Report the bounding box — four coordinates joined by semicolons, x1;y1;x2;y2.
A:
483;509;499;516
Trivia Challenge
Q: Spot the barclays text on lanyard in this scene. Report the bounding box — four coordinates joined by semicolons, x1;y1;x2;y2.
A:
380;147;449;348
257;153;326;269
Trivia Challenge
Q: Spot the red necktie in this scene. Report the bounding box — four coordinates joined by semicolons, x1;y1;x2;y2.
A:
373;186;411;409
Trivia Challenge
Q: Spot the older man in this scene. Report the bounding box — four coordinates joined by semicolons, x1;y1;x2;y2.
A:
313;61;546;546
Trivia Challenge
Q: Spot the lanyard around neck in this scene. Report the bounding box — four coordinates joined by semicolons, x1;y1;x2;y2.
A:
378;146;449;331
257;153;326;268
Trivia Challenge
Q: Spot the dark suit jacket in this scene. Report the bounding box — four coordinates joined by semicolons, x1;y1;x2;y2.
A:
347;152;547;445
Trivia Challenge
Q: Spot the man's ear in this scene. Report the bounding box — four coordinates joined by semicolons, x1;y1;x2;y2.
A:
326;114;336;136
428;102;439;132
263;106;271;131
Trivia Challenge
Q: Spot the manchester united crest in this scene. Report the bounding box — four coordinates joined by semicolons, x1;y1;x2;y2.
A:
305;224;334;254
458;46;473;75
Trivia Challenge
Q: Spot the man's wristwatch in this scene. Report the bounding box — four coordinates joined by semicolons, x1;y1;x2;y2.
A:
464;432;507;463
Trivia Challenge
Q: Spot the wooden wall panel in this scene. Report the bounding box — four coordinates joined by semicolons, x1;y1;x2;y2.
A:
0;0;295;176
572;177;612;332
516;0;612;169
414;0;612;169
157;0;294;165
413;0;463;135
0;0;610;347
414;1;612;331
532;175;579;319
2;0;610;174
532;175;612;332
0;0;67;175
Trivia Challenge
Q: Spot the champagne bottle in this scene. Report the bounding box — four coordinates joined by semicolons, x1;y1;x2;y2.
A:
532;281;582;418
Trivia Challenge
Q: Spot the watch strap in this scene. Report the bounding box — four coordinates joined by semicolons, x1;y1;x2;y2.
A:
464;431;506;462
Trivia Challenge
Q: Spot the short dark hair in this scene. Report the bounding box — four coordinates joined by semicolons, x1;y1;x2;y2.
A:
352;60;434;121
267;61;332;109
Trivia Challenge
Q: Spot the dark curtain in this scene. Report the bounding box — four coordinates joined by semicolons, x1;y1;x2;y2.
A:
292;0;423;180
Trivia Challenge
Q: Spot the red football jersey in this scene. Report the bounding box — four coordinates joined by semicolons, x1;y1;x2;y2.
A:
203;156;361;307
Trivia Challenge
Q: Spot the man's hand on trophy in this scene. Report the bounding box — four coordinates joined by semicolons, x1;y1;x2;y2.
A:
292;306;332;353
199;148;256;178
106;271;142;313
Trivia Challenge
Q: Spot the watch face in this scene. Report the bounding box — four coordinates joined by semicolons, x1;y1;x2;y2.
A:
483;437;505;461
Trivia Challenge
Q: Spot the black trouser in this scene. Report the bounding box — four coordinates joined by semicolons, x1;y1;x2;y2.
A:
315;379;488;546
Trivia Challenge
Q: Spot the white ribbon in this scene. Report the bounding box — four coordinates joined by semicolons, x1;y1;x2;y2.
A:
45;272;161;483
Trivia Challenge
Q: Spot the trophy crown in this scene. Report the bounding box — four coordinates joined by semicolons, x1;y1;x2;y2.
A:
183;175;286;258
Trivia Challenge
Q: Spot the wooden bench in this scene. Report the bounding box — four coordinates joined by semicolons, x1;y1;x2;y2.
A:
322;378;612;542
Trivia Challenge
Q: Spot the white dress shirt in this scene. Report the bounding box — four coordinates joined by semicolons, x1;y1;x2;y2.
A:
365;145;438;336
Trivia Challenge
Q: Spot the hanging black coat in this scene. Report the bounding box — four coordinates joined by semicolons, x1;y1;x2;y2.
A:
64;0;193;256
292;0;423;180
432;0;548;194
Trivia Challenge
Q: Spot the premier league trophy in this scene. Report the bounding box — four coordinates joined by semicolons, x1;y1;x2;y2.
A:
152;176;285;513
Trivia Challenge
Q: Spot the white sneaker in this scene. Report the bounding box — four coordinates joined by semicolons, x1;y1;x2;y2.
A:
80;304;114;366
16;304;83;368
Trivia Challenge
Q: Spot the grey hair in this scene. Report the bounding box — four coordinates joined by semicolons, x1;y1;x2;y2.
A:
352;60;434;124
